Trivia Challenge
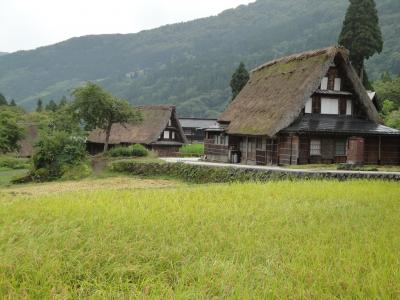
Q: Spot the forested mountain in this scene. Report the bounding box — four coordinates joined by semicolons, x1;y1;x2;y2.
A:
0;0;399;117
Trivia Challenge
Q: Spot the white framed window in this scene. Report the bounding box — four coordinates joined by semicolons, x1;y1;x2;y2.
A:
310;140;321;156
214;134;228;145
163;130;170;139
334;78;341;91
172;131;175;140
321;98;339;115
321;77;328;90
305;98;312;114
168;119;172;126
346;100;352;116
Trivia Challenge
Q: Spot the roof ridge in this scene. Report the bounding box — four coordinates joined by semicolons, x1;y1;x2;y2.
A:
251;45;347;73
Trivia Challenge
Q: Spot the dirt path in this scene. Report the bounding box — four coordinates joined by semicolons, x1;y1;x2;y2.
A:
91;156;107;175
0;177;181;197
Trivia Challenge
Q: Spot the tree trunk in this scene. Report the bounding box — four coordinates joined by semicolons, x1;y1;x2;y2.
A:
103;123;112;153
359;61;364;84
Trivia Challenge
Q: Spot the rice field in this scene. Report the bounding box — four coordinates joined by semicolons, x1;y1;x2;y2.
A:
0;180;399;298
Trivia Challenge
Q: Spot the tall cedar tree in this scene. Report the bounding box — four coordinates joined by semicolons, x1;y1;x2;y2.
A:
338;0;383;85
45;100;58;112
9;99;16;106
0;93;7;106
230;62;249;100
72;82;142;152
36;98;43;112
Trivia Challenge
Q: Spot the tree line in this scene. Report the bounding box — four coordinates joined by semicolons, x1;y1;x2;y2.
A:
0;83;142;182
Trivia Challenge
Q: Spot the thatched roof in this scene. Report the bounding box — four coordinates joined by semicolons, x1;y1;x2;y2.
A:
219;46;382;137
87;105;187;145
18;124;39;157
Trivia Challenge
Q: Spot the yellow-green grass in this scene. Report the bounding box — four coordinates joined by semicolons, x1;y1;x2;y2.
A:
0;180;399;298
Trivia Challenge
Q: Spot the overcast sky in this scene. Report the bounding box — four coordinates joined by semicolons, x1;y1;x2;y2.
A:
0;0;253;53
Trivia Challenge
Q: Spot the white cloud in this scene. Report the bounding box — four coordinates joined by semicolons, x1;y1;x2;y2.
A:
0;0;252;52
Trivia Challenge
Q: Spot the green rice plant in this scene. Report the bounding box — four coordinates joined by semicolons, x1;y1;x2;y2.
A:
0;180;399;298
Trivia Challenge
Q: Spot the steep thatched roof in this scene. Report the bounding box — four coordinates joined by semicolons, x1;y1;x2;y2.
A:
219;46;382;137
18;124;38;157
87;105;187;145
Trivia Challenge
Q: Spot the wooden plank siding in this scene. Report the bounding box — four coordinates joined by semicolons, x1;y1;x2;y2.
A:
278;135;299;165
204;139;229;163
380;137;400;165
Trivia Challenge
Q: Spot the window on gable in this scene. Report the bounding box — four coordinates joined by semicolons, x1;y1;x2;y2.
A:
310;140;321;156
321;77;328;90
346;100;352;116
163;130;170;139
172;131;176;140
305;98;312;114
321;98;338;115
334;78;341;91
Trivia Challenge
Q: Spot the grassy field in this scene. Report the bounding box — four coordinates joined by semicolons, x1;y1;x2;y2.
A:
0;180;399;298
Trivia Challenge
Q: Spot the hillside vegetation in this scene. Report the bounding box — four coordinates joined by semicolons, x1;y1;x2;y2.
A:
0;0;399;117
1;180;399;298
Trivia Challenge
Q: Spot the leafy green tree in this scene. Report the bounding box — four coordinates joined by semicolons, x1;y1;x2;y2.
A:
0;93;7;106
381;99;396;116
230;62;249;100
45;100;58;112
338;0;383;84
71;82;142;152
373;75;400;109
36;98;43;112
381;71;392;83
0;107;25;154
32;131;87;181
9;99;16;106
385;110;400;129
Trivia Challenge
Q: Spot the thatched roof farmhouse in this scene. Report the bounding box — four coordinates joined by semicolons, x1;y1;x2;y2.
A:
87;105;187;156
206;46;400;165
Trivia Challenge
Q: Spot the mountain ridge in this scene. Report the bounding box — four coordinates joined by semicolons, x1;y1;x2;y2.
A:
0;0;399;117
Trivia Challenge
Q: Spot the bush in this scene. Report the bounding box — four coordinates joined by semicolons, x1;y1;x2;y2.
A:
337;164;379;172
111;161;295;183
0;156;30;169
30;131;87;181
61;163;92;181
179;144;204;157
107;144;148;157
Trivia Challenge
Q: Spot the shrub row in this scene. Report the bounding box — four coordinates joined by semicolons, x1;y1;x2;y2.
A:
111;161;400;183
0;156;30;170
107;144;149;157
